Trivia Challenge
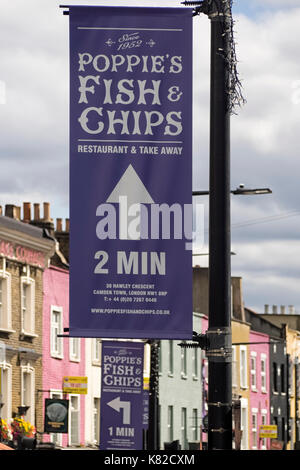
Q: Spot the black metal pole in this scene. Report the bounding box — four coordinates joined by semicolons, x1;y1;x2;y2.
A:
147;340;160;450
207;0;232;450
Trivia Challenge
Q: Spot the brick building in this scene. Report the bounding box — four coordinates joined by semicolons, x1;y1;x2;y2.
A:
0;203;55;433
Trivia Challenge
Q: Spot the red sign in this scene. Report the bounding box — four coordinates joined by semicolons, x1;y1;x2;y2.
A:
0;239;45;268
270;440;284;450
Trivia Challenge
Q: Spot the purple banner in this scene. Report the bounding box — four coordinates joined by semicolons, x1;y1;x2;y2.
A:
100;341;144;450
69;6;193;339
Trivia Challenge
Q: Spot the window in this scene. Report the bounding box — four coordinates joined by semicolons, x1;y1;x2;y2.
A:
240;347;248;389
167;405;174;442
93;398;100;444
193;348;198;379
192;408;198;441
21;274;35;335
181;343;187;378
168;341;174;375
181;408;187;450
51;306;63;358
250;352;257;391
21;363;35;424
240;399;248;450
69;395;80;446
92;339;101;365
280;364;285;394
273;363;278;392
232;346;237;388
251;411;258;449
69;337;80;362
261;410;267;450
281;417;285;442
261;355;267;392
0;267;12;331
0;361;12;421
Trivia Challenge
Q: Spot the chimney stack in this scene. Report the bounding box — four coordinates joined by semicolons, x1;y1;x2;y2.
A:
0;206;2;216
56;218;63;232
288;305;295;315
5;204;20;220
65;218;70;232
43;202;51;221
272;305;278;314
280;305;286;315
264;304;269;314
34;203;40;221
29;201;55;237
23;202;31;223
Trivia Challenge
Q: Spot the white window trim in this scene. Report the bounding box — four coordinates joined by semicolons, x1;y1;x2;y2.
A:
240;398;248;450
232;346;237;388
0;360;12;421
0;262;13;332
261;353;267;393
192;348;199;380
68;394;81;447
251;408;258;450
69;337;80;362
261;409;268;450
181;343;187;379
92;338;101;366
240;346;248;390
49;390;63;447
168;340;174;377
250;351;257;391
20;268;36;337
167;405;174;442
20;362;35;425
50;306;64;359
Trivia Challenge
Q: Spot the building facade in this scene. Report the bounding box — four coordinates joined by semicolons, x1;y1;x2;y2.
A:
42;264;86;448
158;312;203;450
249;330;270;450
0;205;54;434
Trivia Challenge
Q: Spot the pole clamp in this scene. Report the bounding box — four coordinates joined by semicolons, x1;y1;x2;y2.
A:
205;327;232;362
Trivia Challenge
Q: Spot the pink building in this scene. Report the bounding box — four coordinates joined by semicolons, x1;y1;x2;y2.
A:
249;330;270;450
42;265;85;448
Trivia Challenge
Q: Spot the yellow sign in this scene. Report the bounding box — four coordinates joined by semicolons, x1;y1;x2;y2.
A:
259;425;277;439
63;376;88;394
143;377;150;391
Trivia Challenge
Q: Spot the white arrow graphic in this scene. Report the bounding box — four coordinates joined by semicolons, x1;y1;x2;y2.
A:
107;396;131;425
106;164;154;240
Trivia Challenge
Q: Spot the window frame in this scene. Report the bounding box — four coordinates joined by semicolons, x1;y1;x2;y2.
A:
50;306;64;359
69;337;80;362
0;266;12;332
20;272;36;337
240;346;248;389
20;362;35;424
251;409;258;450
261;354;267;393
250;352;257;391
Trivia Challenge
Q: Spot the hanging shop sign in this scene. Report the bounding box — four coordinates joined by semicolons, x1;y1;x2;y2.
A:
62;376;88;395
68;6;193;340
44;399;69;434
100;341;144;450
259;425;278;439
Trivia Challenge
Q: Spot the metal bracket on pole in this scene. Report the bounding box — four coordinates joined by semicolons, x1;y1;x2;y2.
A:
205;327;232;362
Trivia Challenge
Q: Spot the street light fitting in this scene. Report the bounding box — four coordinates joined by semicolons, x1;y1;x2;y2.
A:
231;184;272;195
192;185;272;196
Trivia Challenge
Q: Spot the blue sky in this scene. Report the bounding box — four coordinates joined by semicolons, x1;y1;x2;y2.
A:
0;0;299;314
